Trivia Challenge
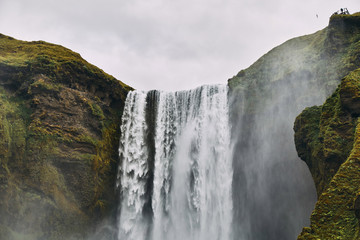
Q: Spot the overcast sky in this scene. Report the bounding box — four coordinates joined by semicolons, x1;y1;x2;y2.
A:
0;1;359;91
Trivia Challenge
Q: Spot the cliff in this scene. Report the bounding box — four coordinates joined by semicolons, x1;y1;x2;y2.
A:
0;34;132;239
294;68;360;239
228;12;360;239
292;12;360;239
229;12;360;113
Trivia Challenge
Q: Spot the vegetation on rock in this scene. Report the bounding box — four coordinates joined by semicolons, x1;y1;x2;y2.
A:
0;34;132;239
295;68;360;239
228;11;360;239
294;84;356;196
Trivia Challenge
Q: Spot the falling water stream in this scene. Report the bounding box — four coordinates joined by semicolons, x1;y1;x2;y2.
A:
117;85;232;240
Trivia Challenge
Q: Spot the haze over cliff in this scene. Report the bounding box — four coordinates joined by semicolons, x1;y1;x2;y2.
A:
228;11;360;240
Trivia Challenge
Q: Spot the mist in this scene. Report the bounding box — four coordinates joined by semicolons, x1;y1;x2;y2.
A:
113;51;330;239
101;27;343;238
62;29;344;240
230;81;319;239
228;36;336;238
117;86;232;240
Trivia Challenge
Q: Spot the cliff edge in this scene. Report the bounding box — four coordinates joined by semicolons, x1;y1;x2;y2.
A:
294;68;360;239
228;11;360;239
294;13;360;239
0;34;132;239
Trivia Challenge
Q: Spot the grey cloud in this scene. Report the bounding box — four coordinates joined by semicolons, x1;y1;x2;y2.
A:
0;0;359;91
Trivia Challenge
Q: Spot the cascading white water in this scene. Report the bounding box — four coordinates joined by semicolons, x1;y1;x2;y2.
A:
117;85;233;240
117;91;150;240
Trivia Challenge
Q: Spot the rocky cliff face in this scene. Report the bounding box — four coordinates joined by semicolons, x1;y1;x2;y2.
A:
228;12;360;239
292;12;360;238
0;34;131;239
294;68;360;239
292;13;360;239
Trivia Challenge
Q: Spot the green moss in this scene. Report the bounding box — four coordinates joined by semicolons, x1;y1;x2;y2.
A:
0;86;28;173
295;75;357;196
88;101;105;121
299;120;360;239
28;118;97;147
77;134;98;146
90;122;120;213
0;33;132;92
294;105;322;161
29;77;63;93
28;120;72;143
296;68;360;239
319;88;355;163
0;33;131;239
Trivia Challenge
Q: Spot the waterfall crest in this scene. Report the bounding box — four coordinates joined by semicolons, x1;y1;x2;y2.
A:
117;85;233;240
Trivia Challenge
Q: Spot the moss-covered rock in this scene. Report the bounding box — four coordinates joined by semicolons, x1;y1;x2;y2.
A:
294;77;357;196
228;11;360;239
295;68;360;239
0;34;132;239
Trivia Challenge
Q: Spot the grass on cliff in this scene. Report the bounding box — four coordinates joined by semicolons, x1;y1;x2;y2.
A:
299;119;360;239
0;86;29;170
228;12;360;114
0;33;132;92
0;33;130;238
297;68;360;239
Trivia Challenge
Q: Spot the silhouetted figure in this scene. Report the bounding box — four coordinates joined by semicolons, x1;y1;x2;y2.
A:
332;8;350;16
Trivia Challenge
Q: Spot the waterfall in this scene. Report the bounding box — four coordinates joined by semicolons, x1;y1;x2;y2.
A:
117;91;150;240
117;85;233;240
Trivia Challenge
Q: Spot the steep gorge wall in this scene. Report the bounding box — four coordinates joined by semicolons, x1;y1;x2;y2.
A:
292;13;360;239
294;68;360;239
0;34;131;239
228;12;360;239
